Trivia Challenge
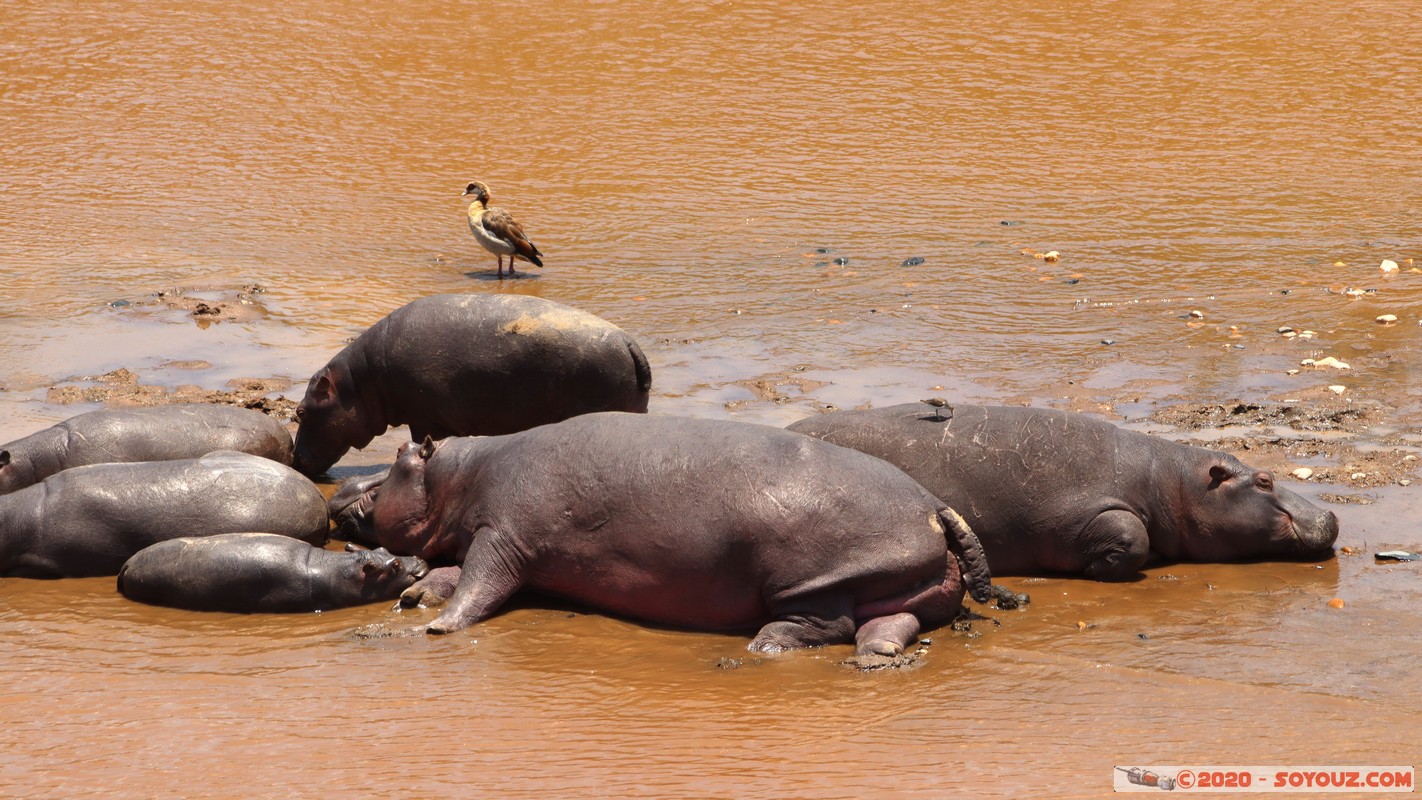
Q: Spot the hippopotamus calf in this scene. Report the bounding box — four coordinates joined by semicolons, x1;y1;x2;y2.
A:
292;294;653;476
369;413;994;657
118;534;428;613
0;404;294;494
787;402;1340;580
0;451;328;578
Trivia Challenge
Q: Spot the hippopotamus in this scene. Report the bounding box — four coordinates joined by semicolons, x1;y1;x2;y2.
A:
786;402;1340;580
0;451;328;578
117;534;428;613
291;294;653;476
0;404;294;495
365;413;994;656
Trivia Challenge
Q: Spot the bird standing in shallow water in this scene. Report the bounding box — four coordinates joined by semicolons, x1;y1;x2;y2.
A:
462;181;544;279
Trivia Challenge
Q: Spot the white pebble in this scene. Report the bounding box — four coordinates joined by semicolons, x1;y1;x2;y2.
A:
1380;259;1399;273
1291;468;1314;480
1328;385;1347;395
1377;314;1398;324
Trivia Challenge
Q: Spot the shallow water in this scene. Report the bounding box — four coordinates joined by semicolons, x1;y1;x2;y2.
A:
3;0;1421;796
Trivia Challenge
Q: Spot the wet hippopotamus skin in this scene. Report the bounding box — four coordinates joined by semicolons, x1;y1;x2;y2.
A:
291;294;653;476
118;534;428;613
0;451;329;578
0;404;294;495
367;412;994;657
786;402;1340;580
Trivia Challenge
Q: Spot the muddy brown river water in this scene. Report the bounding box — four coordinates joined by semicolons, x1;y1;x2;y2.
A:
3;1;1421;797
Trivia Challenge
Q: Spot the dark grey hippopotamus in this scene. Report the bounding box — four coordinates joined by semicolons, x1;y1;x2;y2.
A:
366;413;994;657
0;404;294;495
292;294;653;476
786;402;1340;580
0;451;328;578
117;534;428;613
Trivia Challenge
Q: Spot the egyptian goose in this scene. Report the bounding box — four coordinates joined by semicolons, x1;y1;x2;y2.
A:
461;181;544;279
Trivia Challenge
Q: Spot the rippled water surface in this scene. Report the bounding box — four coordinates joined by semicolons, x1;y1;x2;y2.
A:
3;1;1421;796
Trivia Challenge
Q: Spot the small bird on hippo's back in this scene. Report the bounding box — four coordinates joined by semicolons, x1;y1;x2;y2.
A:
462;180;544;279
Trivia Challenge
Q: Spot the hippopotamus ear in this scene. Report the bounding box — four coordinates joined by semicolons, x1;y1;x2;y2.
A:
1208;464;1233;487
308;370;338;408
0;450;9;468
343;541;368;553
419;436;436;460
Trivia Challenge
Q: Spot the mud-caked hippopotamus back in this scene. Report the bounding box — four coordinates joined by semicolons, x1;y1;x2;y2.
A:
0;404;293;495
787;402;1339;580
366;412;995;657
292;294;653;476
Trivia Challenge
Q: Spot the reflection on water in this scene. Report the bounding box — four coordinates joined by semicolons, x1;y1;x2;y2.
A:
3;0;1421;795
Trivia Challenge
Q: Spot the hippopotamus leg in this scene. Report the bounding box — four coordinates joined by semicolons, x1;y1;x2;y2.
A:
1081;510;1152;580
427;528;526;634
746;592;857;654
855;613;921;657
399;565;463;608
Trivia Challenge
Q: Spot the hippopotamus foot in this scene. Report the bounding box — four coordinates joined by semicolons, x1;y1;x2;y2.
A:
854;612;921;657
1081;510;1151;581
399;565;462;608
747;594;856;653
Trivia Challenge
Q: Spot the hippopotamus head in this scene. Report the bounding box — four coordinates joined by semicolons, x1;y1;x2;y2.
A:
0;449;23;494
342;542;429;598
1180;452;1339;561
293;366;367;477
371;436;459;561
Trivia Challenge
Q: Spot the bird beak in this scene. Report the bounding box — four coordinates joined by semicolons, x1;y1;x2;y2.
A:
460;189;470;197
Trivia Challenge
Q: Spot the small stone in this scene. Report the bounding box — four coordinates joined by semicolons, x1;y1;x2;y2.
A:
1043;250;1060;262
1405;455;1418;462
1399;479;1413;486
1000;220;1023;226
1310;356;1350;369
1376;314;1398;324
1101;339;1115;346
1334;261;1347;267
1291;467;1314;480
833;257;849;265
1327;598;1345;609
1345;288;1367;298
900;256;925;267
1328;385;1346;395
1351;472;1367;480
1232;344;1245;350
1277;326;1294;334
1286;369;1300;376
1380;259;1399;273
1189;310;1205;319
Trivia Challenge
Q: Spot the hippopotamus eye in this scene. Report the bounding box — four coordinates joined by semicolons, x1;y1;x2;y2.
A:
294;407;305;422
1255;472;1275;492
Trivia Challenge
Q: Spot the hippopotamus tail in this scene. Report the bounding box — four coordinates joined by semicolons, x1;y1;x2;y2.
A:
628;339;653;396
939;507;994;604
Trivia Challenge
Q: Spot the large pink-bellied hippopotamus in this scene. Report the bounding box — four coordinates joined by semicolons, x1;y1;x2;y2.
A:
118;534;428;613
0;451;328;578
786;402;1340;580
363;413;994;657
0;404;293;495
291;294;652;476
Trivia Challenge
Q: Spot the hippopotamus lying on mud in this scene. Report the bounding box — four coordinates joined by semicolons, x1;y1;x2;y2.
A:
292;294;653;476
0;404;293;495
118;534;427;613
787;402;1339;580
0;451;328;578
360;413;994;656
